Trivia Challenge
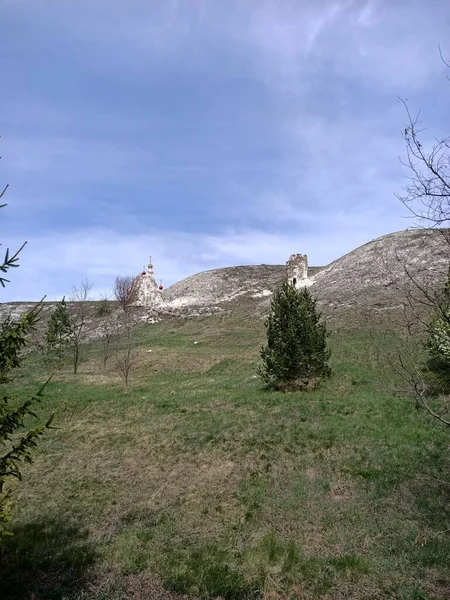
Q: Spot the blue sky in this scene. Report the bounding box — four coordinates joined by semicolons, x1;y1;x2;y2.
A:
1;0;450;300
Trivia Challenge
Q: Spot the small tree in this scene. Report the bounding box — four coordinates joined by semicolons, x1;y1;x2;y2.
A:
69;279;93;374
113;275;138;308
99;318;115;370
44;297;72;367
258;282;331;390
388;54;450;427
113;314;136;392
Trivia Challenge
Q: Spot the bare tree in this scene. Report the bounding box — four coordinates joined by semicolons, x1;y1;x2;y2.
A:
113;275;139;308
388;341;450;427
367;253;450;428
99;318;115;370
69;278;93;374
113;314;137;392
390;54;450;427
371;253;450;427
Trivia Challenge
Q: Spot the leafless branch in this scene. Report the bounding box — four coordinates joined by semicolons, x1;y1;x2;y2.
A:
113;313;137;393
113;275;139;308
396;96;450;228
375;227;450;428
439;44;450;71
0;184;9;202
384;336;450;427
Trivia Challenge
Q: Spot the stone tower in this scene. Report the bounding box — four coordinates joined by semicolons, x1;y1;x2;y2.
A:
134;256;163;308
286;253;308;288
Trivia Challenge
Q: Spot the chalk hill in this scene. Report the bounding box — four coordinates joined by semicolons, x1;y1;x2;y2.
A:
163;229;449;327
1;229;448;330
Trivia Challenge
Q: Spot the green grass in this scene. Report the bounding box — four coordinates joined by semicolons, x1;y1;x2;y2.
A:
1;311;449;600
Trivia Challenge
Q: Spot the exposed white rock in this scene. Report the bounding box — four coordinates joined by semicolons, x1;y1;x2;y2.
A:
251;289;273;298
164;265;286;309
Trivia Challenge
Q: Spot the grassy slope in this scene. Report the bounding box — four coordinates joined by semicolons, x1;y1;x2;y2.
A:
1;307;449;600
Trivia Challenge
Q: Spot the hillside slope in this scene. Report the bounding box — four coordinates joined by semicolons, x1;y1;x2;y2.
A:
164;265;322;309
163;229;450;327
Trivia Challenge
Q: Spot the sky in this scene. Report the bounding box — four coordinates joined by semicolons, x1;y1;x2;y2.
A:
1;0;450;301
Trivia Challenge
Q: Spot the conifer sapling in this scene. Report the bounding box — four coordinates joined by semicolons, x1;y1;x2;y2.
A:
258;282;331;390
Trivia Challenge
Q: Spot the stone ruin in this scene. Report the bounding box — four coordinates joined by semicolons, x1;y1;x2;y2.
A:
134;257;164;308
286;253;308;288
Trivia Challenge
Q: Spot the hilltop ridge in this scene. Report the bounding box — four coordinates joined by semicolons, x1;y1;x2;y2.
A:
1;229;448;330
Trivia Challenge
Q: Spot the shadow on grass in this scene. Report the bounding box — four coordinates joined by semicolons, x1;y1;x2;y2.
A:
1;517;98;600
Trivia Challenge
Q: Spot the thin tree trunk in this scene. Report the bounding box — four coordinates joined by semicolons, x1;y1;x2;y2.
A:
73;343;79;374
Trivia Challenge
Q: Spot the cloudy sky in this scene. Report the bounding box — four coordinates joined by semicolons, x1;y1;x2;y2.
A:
1;0;450;300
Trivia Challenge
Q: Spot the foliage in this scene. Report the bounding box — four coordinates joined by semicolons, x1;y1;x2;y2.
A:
425;270;450;395
428;316;450;362
0;168;53;537
42;281;94;376
0;191;52;536
258;282;331;389
0;184;25;290
0;310;53;536
44;297;73;367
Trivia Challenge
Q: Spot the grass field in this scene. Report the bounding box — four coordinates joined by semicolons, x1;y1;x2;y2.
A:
1;306;449;600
